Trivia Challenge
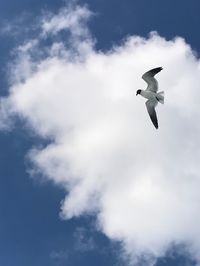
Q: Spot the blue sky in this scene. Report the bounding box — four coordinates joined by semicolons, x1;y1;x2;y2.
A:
0;1;200;266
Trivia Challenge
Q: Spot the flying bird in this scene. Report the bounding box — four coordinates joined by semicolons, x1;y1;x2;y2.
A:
136;67;164;129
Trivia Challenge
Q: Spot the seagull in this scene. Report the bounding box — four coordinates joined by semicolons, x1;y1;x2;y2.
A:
136;67;164;129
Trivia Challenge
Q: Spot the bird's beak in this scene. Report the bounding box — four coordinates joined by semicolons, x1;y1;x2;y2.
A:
136;92;138;96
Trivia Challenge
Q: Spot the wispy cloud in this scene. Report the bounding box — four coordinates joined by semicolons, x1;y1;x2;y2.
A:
50;227;98;263
41;5;92;36
2;3;200;266
73;227;96;252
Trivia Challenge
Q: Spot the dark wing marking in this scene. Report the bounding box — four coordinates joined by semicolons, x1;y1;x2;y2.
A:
142;67;163;93
144;67;163;77
145;100;158;129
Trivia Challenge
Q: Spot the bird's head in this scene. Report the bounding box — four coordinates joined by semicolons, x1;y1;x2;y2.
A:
136;89;141;96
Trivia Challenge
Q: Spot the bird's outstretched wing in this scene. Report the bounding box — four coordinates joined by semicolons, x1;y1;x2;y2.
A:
142;67;163;93
145;100;158;129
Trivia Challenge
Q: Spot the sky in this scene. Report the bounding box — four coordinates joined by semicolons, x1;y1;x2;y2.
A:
1;1;200;266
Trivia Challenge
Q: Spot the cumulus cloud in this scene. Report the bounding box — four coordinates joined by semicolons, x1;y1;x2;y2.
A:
3;3;200;265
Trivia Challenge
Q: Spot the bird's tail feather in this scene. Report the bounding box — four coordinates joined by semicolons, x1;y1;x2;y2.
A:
157;91;164;104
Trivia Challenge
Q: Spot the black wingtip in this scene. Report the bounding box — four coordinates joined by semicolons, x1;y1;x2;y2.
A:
156;66;163;72
151;120;159;129
145;67;163;77
153;123;159;129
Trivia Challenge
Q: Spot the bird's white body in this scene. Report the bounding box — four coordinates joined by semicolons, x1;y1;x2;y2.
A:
140;90;164;103
140;90;157;101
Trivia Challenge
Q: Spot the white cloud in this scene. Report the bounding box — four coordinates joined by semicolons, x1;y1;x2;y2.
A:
3;4;200;265
41;4;92;37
